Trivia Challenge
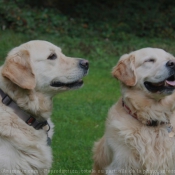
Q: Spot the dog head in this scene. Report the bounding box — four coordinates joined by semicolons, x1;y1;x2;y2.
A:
2;40;89;95
112;48;175;98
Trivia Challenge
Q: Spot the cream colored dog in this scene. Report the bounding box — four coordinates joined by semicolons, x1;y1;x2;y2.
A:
0;40;89;174
92;48;175;175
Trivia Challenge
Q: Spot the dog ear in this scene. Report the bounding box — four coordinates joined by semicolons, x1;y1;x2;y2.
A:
2;50;36;90
112;55;137;86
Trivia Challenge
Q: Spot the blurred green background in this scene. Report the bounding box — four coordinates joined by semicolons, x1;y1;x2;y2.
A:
1;0;175;39
1;0;175;174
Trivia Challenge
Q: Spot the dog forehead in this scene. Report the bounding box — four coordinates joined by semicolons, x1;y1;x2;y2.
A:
8;40;62;57
10;40;62;61
27;40;61;52
133;48;171;62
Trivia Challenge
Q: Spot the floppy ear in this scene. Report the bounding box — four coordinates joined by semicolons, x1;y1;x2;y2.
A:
2;50;36;90
112;55;137;86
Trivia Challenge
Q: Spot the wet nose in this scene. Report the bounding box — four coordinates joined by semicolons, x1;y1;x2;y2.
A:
79;59;89;70
166;60;175;69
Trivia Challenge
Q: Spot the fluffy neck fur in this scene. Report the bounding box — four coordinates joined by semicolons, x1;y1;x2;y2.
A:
122;86;175;125
0;69;52;121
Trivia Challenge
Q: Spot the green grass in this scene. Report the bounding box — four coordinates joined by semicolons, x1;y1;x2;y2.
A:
1;30;175;174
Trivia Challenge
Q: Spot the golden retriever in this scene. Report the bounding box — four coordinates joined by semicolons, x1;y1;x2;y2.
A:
0;40;89;174
91;48;175;175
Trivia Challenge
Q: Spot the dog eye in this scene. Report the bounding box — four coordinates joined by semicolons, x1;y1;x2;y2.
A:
145;58;155;63
47;53;57;60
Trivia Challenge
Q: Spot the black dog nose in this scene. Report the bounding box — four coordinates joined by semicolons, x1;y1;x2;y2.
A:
79;60;89;70
166;60;175;69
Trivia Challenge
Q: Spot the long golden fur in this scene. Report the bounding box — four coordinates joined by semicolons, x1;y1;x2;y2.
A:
92;48;175;175
0;40;88;174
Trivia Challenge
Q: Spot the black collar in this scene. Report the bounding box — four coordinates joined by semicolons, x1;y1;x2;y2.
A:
0;88;50;131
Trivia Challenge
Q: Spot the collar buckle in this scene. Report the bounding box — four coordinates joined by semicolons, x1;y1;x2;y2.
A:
33;120;48;130
26;116;36;126
26;117;50;131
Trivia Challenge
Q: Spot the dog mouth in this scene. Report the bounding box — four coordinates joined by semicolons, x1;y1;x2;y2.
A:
50;79;83;88
144;74;175;93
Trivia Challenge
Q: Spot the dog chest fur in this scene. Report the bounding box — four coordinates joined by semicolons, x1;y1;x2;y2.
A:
105;99;175;174
0;103;52;174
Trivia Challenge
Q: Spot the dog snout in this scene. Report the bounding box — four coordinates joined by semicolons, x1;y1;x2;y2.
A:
166;60;175;69
79;59;89;70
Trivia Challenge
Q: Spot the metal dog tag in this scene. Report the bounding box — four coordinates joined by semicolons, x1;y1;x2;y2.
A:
167;125;175;137
47;137;52;146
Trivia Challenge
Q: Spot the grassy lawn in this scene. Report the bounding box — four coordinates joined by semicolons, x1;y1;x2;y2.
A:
1;30;175;174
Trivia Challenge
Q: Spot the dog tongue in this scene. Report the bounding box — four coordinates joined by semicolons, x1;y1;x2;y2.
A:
166;80;175;86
